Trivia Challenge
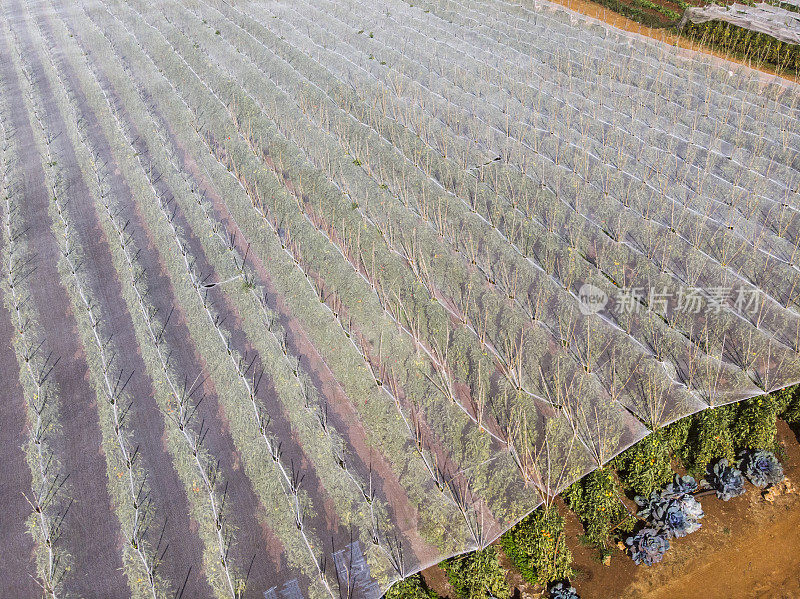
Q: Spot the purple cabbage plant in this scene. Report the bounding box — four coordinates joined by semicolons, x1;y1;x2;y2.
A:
628;472;703;567
739;450;784;488
549;582;580;599
633;490;662;521
662;474;698;499
707;459;746;501
635;476;704;539
650;495;704;538
625;528;670;566
635;474;698;516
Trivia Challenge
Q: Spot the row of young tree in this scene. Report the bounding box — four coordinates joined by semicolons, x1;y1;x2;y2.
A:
385;383;800;598
681;20;800;74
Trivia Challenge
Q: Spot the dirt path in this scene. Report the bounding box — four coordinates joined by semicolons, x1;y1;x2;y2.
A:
571;420;800;599
631;502;800;599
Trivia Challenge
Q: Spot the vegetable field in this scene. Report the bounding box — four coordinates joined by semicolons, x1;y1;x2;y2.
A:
0;0;798;597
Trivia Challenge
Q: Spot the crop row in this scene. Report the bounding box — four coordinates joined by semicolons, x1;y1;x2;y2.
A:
10;10;169;596
0;27;70;597
169;0;795;443
682;19;800;72
65;0;449;592
188;0;798;415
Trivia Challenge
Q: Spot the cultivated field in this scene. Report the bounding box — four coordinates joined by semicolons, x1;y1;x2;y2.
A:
0;0;799;597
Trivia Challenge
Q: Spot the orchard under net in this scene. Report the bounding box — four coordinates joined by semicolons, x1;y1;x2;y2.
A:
0;0;798;597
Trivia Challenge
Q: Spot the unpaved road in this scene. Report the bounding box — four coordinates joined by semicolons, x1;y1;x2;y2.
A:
573;421;800;599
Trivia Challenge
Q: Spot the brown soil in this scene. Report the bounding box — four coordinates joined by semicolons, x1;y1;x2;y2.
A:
543;0;684;34
422;421;800;599
424;561;458;598
572;419;800;599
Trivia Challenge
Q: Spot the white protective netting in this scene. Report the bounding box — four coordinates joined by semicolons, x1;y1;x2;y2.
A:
231;0;800;591
681;2;800;45
6;0;800;596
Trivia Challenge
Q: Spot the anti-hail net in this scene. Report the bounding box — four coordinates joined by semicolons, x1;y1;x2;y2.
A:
218;0;800;591
3;0;800;597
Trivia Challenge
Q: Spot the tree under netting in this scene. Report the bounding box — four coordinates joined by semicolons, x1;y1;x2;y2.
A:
0;0;798;597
